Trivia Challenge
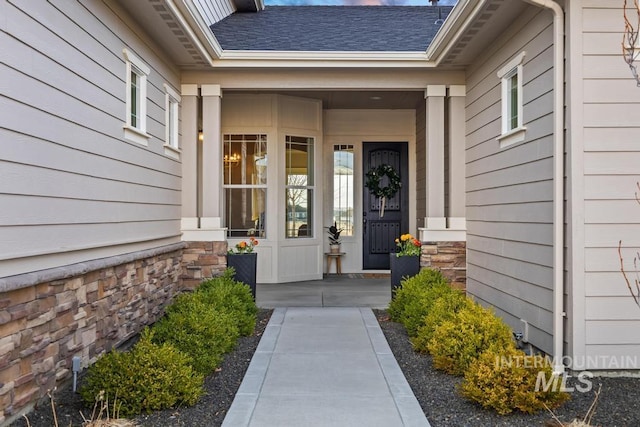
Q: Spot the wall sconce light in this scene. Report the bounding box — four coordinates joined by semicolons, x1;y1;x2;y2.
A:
224;153;241;166
198;130;203;142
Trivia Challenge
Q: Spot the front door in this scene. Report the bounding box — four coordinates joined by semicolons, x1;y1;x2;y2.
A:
362;142;409;270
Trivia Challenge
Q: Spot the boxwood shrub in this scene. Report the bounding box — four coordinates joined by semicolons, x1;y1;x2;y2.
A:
151;292;240;375
197;269;258;336
80;329;203;417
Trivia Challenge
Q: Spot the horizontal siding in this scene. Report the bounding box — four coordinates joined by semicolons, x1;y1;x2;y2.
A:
579;1;640;368
0;0;182;277
193;0;235;26
464;6;555;353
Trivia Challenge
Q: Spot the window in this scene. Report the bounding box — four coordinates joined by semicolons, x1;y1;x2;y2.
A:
163;83;181;158
285;136;314;238
497;51;526;147
333;145;354;236
122;48;150;145
223;134;267;237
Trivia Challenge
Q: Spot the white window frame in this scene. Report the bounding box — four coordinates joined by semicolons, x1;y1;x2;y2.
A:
122;48;150;146
497;51;526;148
163;83;181;159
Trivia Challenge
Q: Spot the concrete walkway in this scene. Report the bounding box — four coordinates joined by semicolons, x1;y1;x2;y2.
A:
222;306;430;427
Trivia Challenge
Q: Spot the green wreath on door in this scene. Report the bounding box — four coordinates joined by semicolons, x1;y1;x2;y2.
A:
365;164;401;218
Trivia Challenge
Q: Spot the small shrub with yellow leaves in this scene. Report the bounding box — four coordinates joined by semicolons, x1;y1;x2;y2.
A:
427;301;515;375
388;268;452;337
411;290;469;353
461;346;570;415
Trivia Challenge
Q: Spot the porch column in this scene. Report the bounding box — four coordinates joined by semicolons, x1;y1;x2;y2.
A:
180;84;198;234
198;84;225;240
425;85;446;230
448;85;466;232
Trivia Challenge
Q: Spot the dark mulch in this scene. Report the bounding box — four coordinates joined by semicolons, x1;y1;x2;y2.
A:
10;309;272;427
12;308;640;427
374;309;640;427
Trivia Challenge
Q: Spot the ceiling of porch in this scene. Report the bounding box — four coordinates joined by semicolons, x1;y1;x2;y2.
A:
230;90;425;109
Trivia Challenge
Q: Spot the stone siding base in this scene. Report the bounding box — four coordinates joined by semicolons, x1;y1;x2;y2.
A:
181;241;228;290
421;241;466;290
0;248;184;425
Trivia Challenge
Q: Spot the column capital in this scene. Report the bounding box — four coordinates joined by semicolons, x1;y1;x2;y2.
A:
448;85;466;97
181;84;198;96
425;85;446;98
201;84;222;97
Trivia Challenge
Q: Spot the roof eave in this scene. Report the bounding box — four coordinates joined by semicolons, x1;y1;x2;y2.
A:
166;0;225;65
210;50;438;68
425;0;491;64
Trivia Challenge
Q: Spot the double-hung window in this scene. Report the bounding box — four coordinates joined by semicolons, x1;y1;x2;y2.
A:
497;51;526;147
285;136;315;238
223;134;268;237
163;83;181;158
123;48;150;145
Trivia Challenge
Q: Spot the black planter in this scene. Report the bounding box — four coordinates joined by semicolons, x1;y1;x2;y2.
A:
227;253;257;300
390;254;420;296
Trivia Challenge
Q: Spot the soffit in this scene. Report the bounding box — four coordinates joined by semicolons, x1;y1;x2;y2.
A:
437;0;529;66
114;0;211;69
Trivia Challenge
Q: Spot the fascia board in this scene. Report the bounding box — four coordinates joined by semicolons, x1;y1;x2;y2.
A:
425;0;490;64
209;50;438;68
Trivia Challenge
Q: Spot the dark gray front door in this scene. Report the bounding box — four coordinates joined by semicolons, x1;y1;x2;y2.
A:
362;142;409;270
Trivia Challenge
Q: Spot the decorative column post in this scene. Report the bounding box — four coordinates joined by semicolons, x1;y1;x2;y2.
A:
180;84;227;286
419;85;467;289
200;84;225;239
448;85;466;232
180;84;198;234
424;85;446;231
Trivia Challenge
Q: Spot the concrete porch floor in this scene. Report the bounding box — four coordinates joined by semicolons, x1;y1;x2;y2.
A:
255;274;392;309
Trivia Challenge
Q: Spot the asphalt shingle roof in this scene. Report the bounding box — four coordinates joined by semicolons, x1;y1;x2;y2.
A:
210;6;453;52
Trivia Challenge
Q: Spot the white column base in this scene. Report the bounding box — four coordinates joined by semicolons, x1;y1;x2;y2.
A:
181;217;199;230
426;217;447;229
181;217;226;241
419;228;466;242
419;217;466;242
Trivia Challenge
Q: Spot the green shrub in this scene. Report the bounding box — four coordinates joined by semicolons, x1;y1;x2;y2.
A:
411;290;469;353
388;269;453;337
461;346;570;415
427;301;515;375
197;270;258;336
151;292;239;375
80;329;203;417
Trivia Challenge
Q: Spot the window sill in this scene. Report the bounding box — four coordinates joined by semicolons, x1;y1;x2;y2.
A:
163;144;181;160
123;125;150;146
497;126;527;148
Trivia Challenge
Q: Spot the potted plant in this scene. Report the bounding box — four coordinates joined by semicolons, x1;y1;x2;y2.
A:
390;233;422;295
227;237;259;299
326;222;343;253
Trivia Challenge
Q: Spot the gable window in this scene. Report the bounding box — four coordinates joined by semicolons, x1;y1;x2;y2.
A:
497;51;526;147
123;48;150;146
223;134;267;237
286;136;314;239
163;83;181;159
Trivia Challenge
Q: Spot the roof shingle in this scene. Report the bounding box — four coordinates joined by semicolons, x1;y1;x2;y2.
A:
210;6;453;52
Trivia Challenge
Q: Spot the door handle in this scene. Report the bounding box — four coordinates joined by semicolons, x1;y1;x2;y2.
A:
363;217;367;233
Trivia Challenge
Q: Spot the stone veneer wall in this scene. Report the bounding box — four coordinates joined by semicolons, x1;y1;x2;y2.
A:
181;241;228;290
0;243;192;426
420;241;467;290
